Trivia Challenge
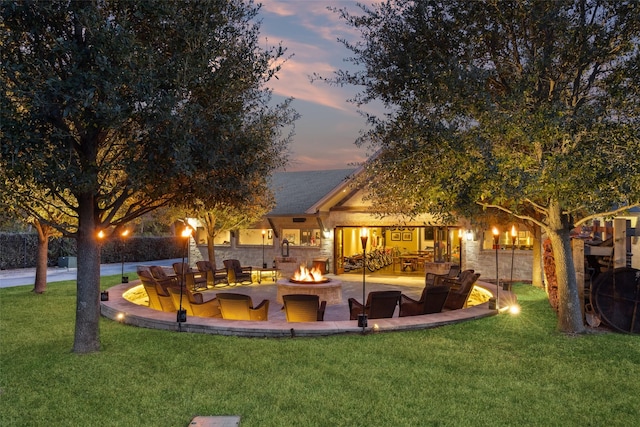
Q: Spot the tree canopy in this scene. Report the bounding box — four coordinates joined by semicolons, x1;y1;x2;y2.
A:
330;0;640;332
1;0;297;352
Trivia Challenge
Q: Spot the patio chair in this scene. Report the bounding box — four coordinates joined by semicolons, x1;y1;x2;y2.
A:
196;260;228;287
172;263;207;290
166;285;222;318
442;272;481;310
216;292;269;321
283;294;327;322
425;265;462;287
223;259;253;285
399;285;450;317
148;265;179;291
138;269;176;312
348;290;401;320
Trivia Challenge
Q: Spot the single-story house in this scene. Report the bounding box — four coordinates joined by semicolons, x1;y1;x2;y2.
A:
187;166;556;282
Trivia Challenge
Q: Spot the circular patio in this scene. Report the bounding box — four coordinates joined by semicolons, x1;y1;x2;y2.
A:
100;274;515;337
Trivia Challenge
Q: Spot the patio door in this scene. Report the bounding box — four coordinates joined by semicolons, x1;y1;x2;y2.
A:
334;227;344;274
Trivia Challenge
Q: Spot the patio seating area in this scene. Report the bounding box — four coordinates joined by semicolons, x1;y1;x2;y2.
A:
101;268;515;337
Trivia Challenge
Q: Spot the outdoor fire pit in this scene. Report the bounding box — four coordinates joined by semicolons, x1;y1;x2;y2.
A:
276;264;342;305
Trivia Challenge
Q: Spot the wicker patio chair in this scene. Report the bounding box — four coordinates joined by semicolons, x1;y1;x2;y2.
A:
172;262;207;290
166;285;222;318
216;292;269;321
399;285;450;317
348;290;401;320
425;265;463;287
283;294;327;322
223;259;253;285
441;272;481;310
196;260;228;287
138;269;176;312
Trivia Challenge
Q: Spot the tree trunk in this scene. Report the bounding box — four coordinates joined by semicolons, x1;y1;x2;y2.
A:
204;212;217;266
72;193;102;353
33;220;50;294
531;225;543;288
547;201;585;333
207;233;216;266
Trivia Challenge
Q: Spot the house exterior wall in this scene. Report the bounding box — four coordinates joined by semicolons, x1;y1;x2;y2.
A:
462;239;534;283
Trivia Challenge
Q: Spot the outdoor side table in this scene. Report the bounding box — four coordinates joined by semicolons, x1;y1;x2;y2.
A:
254;268;279;283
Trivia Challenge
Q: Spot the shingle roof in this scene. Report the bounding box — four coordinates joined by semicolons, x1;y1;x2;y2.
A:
268;169;356;215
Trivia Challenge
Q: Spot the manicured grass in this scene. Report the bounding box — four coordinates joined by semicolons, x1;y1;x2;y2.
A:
1;278;639;426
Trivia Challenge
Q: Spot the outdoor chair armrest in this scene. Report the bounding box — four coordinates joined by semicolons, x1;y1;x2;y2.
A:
348;297;366;320
317;301;327;321
249;299;269;321
399;294;422;317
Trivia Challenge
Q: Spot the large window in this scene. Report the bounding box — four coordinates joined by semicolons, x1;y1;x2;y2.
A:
195;228;231;246
282;228;321;246
238;229;273;246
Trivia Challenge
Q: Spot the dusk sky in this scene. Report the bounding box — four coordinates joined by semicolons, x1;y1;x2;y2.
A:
258;1;380;171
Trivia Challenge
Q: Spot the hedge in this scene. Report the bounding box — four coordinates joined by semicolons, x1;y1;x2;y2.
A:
0;233;182;270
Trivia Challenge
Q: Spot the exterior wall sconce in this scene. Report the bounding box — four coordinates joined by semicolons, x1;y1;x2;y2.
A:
281;239;290;258
465;230;474;241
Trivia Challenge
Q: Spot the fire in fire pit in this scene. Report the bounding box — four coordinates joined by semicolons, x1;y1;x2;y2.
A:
290;264;330;284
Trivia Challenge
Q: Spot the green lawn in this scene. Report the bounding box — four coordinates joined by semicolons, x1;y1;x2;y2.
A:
1;277;639;426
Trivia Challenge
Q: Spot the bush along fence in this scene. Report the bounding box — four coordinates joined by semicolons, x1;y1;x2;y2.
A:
0;234;183;270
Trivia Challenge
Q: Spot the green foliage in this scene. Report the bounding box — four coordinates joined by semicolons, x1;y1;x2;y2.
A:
332;0;640;224
1;281;640;426
0;0;297;351
1;0;296;233
329;0;640;332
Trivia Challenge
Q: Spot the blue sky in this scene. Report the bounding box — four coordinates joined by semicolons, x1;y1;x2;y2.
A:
258;1;378;171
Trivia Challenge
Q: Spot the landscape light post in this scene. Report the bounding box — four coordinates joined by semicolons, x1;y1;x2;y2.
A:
509;225;517;290
120;229;130;284
359;227;369;332
177;226;192;327
458;228;463;269
98;230;109;301
262;229;267;268
492;227;500;311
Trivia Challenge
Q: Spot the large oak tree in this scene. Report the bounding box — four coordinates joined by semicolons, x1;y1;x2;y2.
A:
1;0;296;352
329;0;640;332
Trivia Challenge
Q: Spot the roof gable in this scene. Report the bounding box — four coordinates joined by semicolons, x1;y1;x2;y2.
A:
269;169;356;215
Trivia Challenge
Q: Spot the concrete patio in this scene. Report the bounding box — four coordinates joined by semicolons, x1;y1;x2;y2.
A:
101;272;517;337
